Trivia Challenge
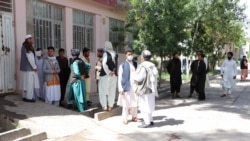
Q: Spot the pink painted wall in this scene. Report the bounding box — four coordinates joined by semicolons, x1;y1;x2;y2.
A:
14;0;27;93
14;0;127;94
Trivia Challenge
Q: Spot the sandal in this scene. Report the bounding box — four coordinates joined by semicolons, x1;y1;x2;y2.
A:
103;107;108;111
123;119;128;125
108;107;112;111
132;117;138;122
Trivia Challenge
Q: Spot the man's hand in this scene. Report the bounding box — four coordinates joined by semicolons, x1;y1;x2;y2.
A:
233;76;236;79
109;71;115;76
34;68;38;72
81;75;86;80
119;91;124;95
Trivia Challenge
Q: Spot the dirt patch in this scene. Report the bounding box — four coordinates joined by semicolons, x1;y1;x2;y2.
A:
0;94;27;119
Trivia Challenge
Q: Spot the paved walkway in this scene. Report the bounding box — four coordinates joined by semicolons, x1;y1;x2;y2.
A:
1;72;250;141
55;74;250;141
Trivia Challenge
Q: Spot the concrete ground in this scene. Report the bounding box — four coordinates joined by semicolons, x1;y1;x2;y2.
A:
1;72;250;141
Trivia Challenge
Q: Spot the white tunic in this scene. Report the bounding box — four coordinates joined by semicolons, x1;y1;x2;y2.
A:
134;61;158;113
220;59;237;89
117;61;138;108
20;52;40;99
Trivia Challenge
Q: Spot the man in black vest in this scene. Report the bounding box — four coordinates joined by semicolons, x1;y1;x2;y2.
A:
99;41;118;111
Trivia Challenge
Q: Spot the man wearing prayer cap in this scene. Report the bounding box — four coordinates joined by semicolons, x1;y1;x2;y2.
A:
134;50;158;128
20;34;39;102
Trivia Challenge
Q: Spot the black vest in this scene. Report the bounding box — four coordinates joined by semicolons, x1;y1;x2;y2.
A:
100;52;118;76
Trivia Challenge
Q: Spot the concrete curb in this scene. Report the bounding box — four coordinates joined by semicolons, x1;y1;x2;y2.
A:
94;107;122;121
0;128;31;141
14;132;47;141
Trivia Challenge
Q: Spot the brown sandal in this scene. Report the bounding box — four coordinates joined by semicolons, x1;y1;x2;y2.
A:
132;117;138;122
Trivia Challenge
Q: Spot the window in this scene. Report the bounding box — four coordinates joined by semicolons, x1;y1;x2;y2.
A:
0;0;12;12
33;0;64;49
73;10;94;51
109;18;125;53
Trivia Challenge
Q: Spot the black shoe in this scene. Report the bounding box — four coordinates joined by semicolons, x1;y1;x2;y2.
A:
220;94;226;97
138;123;151;128
150;121;154;126
23;98;35;103
188;95;192;98
87;101;92;104
175;95;181;98
67;104;73;109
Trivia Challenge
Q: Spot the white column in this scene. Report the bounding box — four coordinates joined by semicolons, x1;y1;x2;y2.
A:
64;7;73;58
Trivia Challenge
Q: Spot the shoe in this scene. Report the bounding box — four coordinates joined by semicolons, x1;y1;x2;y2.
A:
220;94;226;97
67;104;73;109
172;94;175;99
103;107;108;111
123;119;128;125
132;117;138;122
175;95;181;98
23;98;35;103
138;123;151;128
150;121;154;125
187;95;192;98
198;99;205;101
87;101;92;104
108;107;112;111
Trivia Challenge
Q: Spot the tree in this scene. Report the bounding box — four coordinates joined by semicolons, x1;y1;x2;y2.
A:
127;0;191;84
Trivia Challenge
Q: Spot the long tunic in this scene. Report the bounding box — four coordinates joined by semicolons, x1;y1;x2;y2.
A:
43;57;61;102
134;61;158;113
167;58;182;93
35;57;45;99
220;59;237;89
81;56;91;101
67;59;90;112
117;61;138;108
20;51;40;99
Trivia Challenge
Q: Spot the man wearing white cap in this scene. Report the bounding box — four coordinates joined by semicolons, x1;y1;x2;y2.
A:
134;50;158;128
20;34;39;102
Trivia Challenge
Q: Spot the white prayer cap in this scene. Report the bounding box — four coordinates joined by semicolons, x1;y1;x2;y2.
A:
25;34;32;40
35;50;41;57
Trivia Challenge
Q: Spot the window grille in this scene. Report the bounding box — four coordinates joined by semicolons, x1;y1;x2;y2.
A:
33;0;64;50
109;18;125;53
0;0;12;12
73;10;94;51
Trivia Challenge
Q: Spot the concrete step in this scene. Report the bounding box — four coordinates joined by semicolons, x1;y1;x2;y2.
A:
14;132;47;141
0;128;31;141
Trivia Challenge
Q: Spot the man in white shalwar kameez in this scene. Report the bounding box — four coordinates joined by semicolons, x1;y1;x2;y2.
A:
35;48;45;100
134;50;158;128
20;35;39;102
220;52;237;97
98;41;118;111
117;49;138;124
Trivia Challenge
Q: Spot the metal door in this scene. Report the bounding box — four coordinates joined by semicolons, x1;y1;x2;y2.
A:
0;14;15;94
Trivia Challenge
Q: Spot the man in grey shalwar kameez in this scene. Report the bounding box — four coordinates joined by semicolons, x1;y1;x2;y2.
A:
134;50;158;128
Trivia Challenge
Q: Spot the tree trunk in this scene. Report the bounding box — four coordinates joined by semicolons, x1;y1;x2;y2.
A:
158;55;164;88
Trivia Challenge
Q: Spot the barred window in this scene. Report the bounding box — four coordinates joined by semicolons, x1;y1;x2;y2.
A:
73;10;94;51
0;0;12;12
33;0;64;49
109;18;125;53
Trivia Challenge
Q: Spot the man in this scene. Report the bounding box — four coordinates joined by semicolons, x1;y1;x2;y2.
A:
95;48;104;93
167;53;182;99
99;41;118;111
56;48;70;106
35;48;45;100
81;47;91;105
240;55;248;81
195;53;207;101
67;49;91;112
117;49;138;124
134;50;158;128
220;52;237;97
43;46;61;106
20;34;39;102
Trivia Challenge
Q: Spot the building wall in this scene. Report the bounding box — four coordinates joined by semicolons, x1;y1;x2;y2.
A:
14;0;127;94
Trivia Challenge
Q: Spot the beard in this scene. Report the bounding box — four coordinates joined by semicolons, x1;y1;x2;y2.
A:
228;57;232;60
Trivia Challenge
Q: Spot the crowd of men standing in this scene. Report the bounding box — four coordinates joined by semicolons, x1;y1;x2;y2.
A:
19;34;159;128
19;34;246;128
